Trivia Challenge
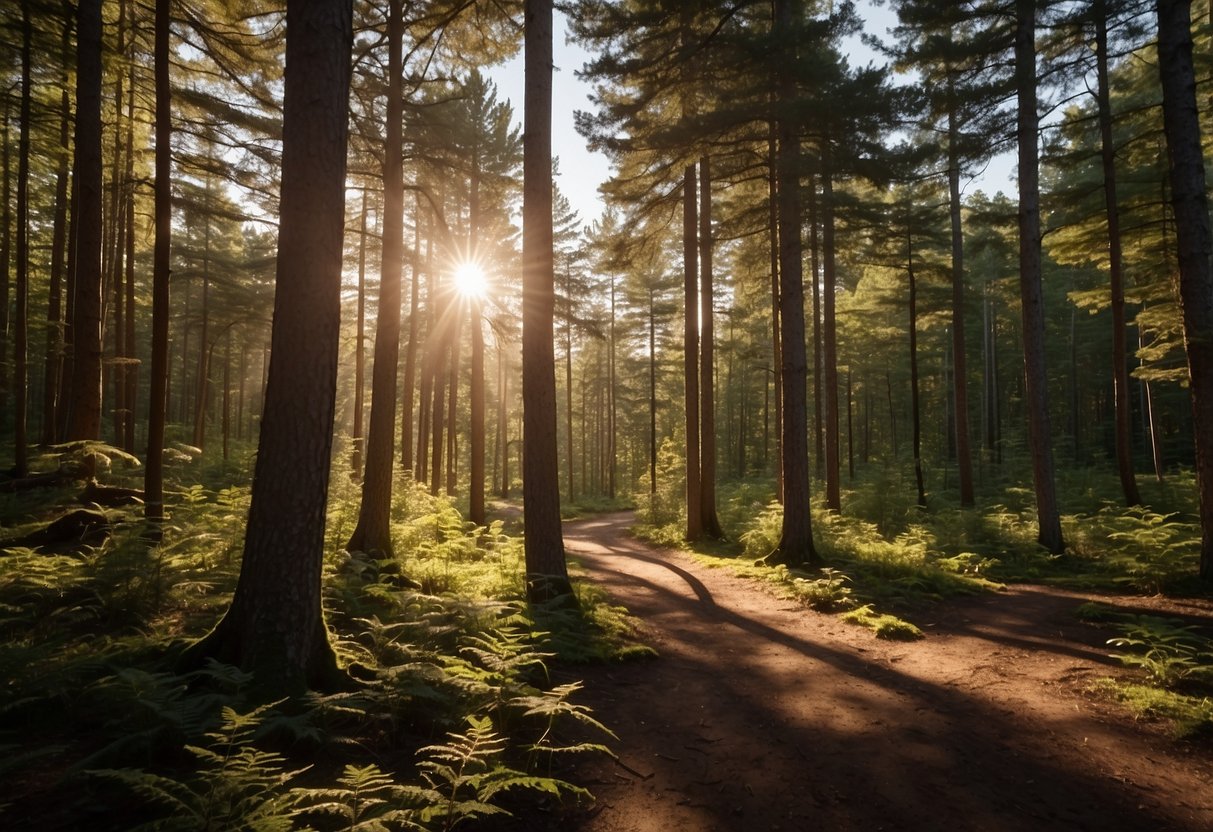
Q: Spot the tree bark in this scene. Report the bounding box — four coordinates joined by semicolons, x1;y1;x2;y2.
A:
908;232;925;507
768;121;782;498
683;164;702;540
769;0;818;567
1;99;10;424
821;140;841;511
187;0;352;691
348;0;404;556
122;64;137;454
42;15;72;447
470;294;486;524
521;0;573;602
67;0;104;446
1015;0;1064;553
145;0;172;527
1096;3;1141;506
1157;0;1213;581
14;0;32;477
699;155;724;539
946;79;975;507
401;192;421;471
351;190;367;479
649;288;657;494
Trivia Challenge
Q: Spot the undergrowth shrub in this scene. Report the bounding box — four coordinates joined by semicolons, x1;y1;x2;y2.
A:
1083;609;1213;738
1;466;632;830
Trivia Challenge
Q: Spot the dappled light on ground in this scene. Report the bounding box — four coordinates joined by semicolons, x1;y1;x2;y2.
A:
493;511;1213;832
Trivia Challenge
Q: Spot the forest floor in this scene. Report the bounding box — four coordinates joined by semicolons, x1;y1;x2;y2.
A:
501;511;1213;832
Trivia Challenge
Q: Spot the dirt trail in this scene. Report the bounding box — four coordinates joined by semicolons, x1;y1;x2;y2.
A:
509;512;1213;832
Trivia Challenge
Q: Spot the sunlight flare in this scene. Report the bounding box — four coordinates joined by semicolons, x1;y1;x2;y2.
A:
453;261;488;299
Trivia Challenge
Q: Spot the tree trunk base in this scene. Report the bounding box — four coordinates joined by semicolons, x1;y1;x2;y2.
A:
178;614;351;696
761;538;823;570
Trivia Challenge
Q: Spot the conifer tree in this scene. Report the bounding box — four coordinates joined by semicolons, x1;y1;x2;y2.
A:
1157;0;1213;580
187;0;353;689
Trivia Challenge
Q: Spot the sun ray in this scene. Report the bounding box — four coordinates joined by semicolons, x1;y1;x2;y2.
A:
453;261;487;299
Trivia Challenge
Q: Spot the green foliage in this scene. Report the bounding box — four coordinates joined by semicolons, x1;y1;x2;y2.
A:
416;716;586;831
92;701;310;832
1090;680;1213;739
295;763;429;832
1;471;625;830
631;438;688;545
841;605;924;641
1080;608;1213;739
1106;616;1213;688
787;568;856;612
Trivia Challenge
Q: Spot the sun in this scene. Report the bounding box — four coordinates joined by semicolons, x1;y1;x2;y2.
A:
453;261;487;299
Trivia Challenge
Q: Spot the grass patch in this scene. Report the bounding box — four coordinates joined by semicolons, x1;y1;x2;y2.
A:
1091;679;1213;739
841;604;925;640
1079;607;1213;740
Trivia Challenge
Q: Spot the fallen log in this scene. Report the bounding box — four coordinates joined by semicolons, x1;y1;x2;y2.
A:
1;509;112;552
0;470;73;493
79;479;145;507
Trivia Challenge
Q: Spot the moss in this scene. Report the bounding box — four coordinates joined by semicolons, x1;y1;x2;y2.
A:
842;605;925;641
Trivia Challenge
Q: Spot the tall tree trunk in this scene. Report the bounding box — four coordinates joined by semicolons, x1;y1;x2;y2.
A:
145;0;171;527
222;331;231;461
59;168;78;440
983;279;998;460
43;15;72;447
192;248;210;451
769;0;818;566
946;80;975;507
470;295;485;523
907;232;921;509
821;140;841;511
521;0;572;602
846;369;854;480
445;314;462;496
1015;0;1064;553
68;0;104;446
768;121;782;498
468;164;485;524
608;273;617;499
401;191;421;471
429;333;446;496
13;0;32;476
351;190;367;479
699;155;724;538
1095;4;1141;506
107;0;128;448
417;225;434;481
649;287;657;494
683;165;702;540
188;0;352;691
565;268;575;502
1158;0;1213;581
495;338;507;495
1;100;10;424
1140;324;1165;481
349;0;405;556
809;177;824;482
122;66;137;454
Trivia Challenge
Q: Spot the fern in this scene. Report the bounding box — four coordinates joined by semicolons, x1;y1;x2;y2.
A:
1107;615;1213;688
417;716;586;831
294;764;432;832
91;701;309;832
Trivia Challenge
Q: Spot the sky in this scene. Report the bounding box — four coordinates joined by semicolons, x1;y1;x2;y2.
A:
490;2;1018;228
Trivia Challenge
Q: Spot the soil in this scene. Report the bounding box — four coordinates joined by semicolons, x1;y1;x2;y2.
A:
501;511;1213;832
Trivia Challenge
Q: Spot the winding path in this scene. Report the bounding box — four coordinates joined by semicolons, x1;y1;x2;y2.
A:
509;512;1213;832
